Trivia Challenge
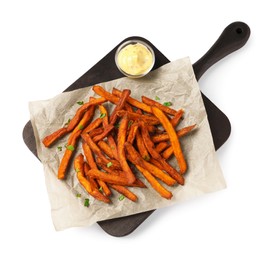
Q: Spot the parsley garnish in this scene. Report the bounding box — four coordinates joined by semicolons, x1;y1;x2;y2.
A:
118;195;125;201
99;113;106;119
64;118;71;126
128;120;133;127
143;155;150;161
57;146;62;151
76;193;81;198
78;124;84;130
163;102;172;107
75;168;80;173
77;101;84;105
107;162;113;168
66;145;75;151
99;186;103;192
84;198;90;207
155;96;160;101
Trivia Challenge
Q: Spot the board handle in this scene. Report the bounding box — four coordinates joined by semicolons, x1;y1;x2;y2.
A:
193;21;250;80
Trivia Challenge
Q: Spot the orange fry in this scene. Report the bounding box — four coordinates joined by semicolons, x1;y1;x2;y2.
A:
83;162;98;189
170;109;184;127
83;117;102;133
87;168;135;186
42;97;106;147
112;87;152;113
127;122;139;144
141;95;177;116
117;115;136;184
151;107;188;174
92;124;114;143
109;185;138;202
97;140;115;159
140;121;184;185
109;89;131;125
57;104;96;180
152;124;196;143
116;110;160;125
93;85;119;104
74;154;110;204
155;141;170;153
125;142;176;186
99;104;119;160
88;127;103;138
135;165;172;200
81;133;121;169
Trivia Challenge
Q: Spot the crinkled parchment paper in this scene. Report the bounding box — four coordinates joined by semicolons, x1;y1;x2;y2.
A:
29;57;226;231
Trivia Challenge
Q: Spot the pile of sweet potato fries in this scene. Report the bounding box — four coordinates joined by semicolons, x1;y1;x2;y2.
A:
42;85;196;203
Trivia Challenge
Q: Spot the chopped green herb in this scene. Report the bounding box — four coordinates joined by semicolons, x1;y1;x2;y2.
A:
128;120;134;127
99;113;106;119
57;146;62;151
118;195;125;201
115;123;120;129
77;101;84;105
84;198;90;207
64;118;71;126
107;162;113;168
155;96;160;101
66;145;75;151
163;102;172;107
78;124;84;130
76;193;81;198
143;155;150;161
99;186;103;192
75;168;80;173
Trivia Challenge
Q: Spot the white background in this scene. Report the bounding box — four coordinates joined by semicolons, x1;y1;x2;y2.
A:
1;1;276;259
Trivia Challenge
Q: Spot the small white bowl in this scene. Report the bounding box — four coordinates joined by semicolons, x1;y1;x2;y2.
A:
115;39;155;78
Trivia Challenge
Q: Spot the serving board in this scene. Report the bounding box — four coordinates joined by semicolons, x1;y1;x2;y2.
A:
23;21;250;237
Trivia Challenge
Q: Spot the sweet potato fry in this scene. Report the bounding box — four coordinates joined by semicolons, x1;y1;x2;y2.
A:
42;97;106;147
74;154;110;203
81;133;121;170
135;165;172;200
109;185;138;202
112;87;152;113
141;96;177;116
92;124;114;143
117;115;136;184
125;142;176;186
93;85;119;104
155;141;170;153
109;89;131;125
88;127;103;138
151;107;188;174
42;127;68;147
95;159;146;188
99;104;109;126
97;140;114;159
152;124;196;143
136;128;150;161
116;110;160;125
83;162;98;189
170;109;184;127
99;104;119;160
83;118;103;133
127;122;139;144
57;132;79;179
140;121;184;184
87;168;135;186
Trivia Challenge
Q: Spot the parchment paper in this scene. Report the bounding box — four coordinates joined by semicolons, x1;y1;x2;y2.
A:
29;57;226;231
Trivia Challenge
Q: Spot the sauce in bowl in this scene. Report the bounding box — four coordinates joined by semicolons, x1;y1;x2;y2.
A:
115;40;155;78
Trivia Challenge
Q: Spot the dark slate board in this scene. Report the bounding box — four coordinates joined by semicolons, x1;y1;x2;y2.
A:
23;22;250;237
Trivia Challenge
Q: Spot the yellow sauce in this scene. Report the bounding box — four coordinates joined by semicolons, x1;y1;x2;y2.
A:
117;42;154;76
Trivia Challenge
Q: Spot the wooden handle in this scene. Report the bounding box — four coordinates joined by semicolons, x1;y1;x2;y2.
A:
193;21;250;80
